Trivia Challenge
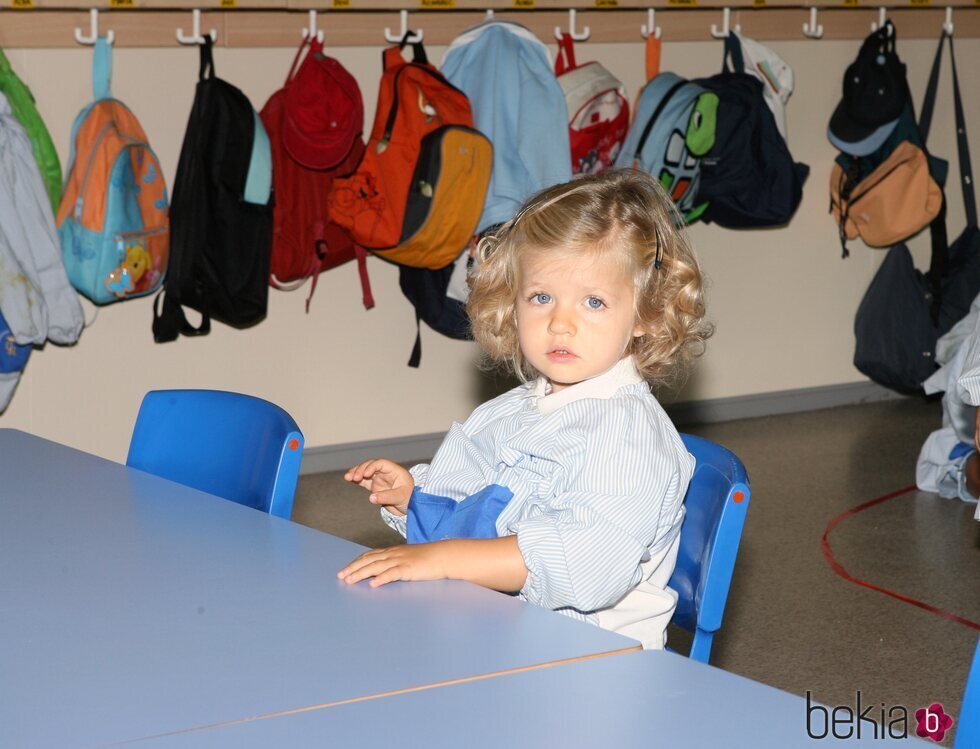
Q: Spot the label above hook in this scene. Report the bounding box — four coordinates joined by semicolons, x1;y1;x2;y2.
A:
10;0;34;9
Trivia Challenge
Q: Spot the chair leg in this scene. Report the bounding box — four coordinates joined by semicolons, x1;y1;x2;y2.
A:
689;629;714;664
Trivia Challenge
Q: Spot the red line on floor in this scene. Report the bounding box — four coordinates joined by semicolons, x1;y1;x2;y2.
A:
821;485;980;631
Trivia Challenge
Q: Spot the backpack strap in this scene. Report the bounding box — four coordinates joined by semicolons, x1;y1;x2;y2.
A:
93;36;112;100
152;290;211;343
948;36;976;228
722;33;746;75
408;308;423;368
645;35;661;83
555;33;577;76
399;32;428;65
920;32;976;228
199;36;215;81
285;37;312;85
354;244;375;310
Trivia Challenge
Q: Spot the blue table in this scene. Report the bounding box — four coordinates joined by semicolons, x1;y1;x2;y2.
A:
0;429;638;749
132;649;929;747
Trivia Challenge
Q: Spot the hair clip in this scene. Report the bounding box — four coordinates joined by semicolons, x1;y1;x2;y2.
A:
654;226;664;269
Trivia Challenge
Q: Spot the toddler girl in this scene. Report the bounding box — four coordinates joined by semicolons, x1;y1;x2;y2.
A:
338;169;712;649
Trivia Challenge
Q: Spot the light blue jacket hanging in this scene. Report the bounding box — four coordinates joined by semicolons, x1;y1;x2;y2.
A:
441;22;572;233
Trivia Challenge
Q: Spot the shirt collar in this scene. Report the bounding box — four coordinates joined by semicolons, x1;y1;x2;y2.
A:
527;357;644;416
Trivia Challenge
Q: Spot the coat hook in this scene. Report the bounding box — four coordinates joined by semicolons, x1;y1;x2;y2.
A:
75;9;114;46
384;10;423;44
555;9;590;42
176;10;217;45
870;7;891;34
803;7;824;39
710;8;740;39
303;10;324;44
641;9;662;40
943;7;953;37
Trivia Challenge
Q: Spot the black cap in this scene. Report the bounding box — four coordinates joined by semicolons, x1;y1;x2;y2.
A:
829;21;908;148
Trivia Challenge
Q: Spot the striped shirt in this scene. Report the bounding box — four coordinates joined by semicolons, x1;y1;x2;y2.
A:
383;356;694;649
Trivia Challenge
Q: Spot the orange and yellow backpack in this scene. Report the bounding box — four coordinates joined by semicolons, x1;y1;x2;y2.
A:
328;37;491;270
58;37;168;305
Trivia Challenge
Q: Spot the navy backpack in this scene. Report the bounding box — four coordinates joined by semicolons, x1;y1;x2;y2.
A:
694;35;809;228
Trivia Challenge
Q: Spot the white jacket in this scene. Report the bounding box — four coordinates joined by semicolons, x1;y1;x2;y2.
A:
0;92;83;409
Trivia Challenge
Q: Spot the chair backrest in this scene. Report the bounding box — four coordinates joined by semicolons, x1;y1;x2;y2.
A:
954;638;980;748
126;390;303;519
668;433;751;663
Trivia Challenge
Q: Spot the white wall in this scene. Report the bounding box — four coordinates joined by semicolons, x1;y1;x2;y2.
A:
2;37;977;462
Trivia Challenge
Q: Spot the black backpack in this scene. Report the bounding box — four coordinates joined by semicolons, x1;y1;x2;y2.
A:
399;250;473;368
153;39;274;342
693;35;809;229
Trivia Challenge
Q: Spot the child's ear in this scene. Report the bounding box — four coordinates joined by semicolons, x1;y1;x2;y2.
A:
632;324;645;338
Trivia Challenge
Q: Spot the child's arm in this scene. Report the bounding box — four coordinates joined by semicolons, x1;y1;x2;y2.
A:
337;536;528;592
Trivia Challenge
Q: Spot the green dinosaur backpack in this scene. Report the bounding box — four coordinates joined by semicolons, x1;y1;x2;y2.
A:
0;49;61;209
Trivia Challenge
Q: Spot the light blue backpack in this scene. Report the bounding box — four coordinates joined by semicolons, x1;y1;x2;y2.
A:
58;37;169;305
441;21;571;232
615;72;719;224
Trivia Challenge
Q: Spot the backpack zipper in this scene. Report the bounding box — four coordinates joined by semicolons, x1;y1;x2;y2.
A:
74;121;115;219
839;149;919;208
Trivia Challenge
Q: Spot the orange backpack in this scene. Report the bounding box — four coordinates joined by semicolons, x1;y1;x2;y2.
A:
328;37;491;270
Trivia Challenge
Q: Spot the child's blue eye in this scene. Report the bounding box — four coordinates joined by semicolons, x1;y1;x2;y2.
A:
586;296;606;310
532;293;552;305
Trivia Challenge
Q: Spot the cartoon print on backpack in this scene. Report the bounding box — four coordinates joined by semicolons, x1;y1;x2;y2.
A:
615;70;718;225
659;94;717;219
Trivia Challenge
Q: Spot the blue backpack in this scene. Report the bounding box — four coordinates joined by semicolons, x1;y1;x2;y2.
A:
57;38;169;306
615;72;718;224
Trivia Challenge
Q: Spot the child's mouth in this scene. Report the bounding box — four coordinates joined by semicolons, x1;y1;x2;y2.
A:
547;349;577;362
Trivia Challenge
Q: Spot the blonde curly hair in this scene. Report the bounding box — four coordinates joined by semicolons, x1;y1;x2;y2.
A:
466;169;712;389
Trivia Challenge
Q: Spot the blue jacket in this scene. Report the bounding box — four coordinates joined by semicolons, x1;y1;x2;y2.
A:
441;22;571;233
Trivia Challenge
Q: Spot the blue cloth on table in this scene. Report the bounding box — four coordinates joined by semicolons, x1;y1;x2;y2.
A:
406;484;513;544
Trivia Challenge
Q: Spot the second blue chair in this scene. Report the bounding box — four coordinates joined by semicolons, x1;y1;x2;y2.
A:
126;390;304;519
954;638;980;748
668;433;751;664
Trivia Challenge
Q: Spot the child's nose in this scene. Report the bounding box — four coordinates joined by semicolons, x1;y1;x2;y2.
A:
547;307;576;335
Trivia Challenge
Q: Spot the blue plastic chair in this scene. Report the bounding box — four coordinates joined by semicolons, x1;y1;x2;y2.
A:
667;434;751;664
126;390;304;519
954;638;980;748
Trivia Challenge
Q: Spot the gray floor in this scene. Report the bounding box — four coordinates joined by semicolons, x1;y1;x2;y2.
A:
293;398;980;745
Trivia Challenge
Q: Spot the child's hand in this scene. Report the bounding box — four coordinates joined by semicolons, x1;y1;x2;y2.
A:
344;458;414;516
337;543;449;587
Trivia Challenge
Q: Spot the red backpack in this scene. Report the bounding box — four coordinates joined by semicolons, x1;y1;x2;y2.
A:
260;39;374;311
